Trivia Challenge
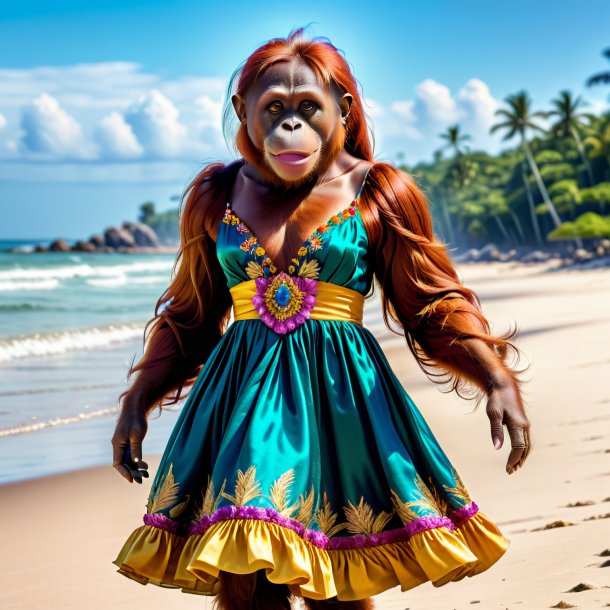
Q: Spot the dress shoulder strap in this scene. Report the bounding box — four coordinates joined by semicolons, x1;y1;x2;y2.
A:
355;163;375;201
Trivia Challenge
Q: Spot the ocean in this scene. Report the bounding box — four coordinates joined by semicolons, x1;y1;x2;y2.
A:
0;238;394;485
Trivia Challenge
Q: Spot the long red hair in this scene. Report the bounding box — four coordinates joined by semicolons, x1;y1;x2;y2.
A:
119;28;527;417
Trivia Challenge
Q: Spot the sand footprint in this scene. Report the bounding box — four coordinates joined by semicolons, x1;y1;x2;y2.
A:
583;512;610;521
564;500;596;507
565;583;596;592
532;520;575;531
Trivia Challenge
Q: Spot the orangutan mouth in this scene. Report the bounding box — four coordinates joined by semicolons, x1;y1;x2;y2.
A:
271;151;313;165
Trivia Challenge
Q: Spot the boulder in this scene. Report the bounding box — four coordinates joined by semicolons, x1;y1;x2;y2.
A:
477;243;503;262
88;234;105;248
48;239;72;252
573;248;593;262
121;221;160;247
520;250;552;263
104;226;137;249
72;240;96;252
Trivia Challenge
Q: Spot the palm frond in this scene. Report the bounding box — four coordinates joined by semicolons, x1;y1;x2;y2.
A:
372;509;395;533
298;259;320;279
221;465;263;507
265;468;297;515
314;491;347;537
246;261;265;279
294;484;316;528
343;496;377;535
442;469;472;506
169;493;191;518
390;488;421;524
148;463;181;514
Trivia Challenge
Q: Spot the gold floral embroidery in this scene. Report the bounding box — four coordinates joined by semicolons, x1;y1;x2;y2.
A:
146;463;177;513
309;236;323;251
314;491;348;537
442;467;472;506
294;485;317;529
343;497;394;535
149;463;468;537
219;465;262;507
191;474;227;523
264;468;300;516
240;236;257;252
222;199;358;279
297;258;321;279
390;473;446;525
246;260;265;279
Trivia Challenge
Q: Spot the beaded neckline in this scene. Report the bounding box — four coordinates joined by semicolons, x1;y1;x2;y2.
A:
221;161;373;278
222;195;361;278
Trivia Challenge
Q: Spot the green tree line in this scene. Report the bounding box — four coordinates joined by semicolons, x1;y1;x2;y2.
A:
399;46;610;250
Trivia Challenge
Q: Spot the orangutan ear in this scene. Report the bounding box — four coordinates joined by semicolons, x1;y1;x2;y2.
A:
232;93;247;124
339;92;353;124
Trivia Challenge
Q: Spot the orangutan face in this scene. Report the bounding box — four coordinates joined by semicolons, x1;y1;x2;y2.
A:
232;57;352;187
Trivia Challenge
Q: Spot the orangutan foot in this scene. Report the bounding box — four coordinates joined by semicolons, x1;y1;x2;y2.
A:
302;596;375;609
213;569;294;610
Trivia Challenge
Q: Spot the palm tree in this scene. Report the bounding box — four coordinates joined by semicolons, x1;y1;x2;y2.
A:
582;113;610;182
490;90;564;231
547;90;597;186
586;47;610;87
439;124;472;157
436;125;474;246
521;161;544;246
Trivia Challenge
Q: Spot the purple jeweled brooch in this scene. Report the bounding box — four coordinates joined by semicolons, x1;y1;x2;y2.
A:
251;271;318;334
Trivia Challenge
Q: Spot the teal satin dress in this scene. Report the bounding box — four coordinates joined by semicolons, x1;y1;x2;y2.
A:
112;178;510;600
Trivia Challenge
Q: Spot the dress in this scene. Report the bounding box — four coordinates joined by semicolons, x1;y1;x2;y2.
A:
112;171;510;601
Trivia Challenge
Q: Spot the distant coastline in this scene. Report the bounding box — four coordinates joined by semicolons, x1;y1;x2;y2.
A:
1;239;178;254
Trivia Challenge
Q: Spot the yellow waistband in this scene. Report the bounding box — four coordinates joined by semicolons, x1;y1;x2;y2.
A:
230;278;364;326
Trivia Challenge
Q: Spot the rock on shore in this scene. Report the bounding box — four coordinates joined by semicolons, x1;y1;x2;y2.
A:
23;221;176;254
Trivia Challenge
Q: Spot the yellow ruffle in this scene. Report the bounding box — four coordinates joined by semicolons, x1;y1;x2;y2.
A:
112;510;509;601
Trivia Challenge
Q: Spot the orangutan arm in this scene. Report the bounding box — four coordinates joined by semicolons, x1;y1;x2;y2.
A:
112;164;235;482
118;163;233;417
364;162;531;474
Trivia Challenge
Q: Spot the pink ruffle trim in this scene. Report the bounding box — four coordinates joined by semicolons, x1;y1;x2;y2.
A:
142;501;480;550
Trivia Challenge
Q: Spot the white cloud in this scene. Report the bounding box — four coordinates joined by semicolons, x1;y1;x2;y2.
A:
360;78;510;162
457;78;500;132
19;93;94;159
123;90;188;159
194;94;223;129
95;111;143;159
0;63;229;166
4;60;604;176
389;100;417;122
415;79;461;123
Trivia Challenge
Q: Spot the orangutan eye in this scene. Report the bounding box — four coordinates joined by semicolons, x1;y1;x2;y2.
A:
268;101;284;113
301;100;315;111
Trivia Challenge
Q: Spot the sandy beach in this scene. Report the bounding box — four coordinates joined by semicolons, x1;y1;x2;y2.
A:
1;260;609;610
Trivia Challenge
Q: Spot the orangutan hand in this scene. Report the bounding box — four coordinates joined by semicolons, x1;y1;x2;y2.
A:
486;379;531;475
111;398;150;484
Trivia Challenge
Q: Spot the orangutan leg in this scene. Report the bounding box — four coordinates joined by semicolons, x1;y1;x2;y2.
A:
302;596;375;609
213;569;294;610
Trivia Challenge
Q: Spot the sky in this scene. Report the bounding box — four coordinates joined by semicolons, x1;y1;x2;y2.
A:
1;0;609;239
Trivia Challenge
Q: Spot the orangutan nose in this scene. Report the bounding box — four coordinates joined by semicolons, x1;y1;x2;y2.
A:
281;118;302;131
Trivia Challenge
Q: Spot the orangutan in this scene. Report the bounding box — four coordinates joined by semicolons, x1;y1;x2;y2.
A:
112;28;530;610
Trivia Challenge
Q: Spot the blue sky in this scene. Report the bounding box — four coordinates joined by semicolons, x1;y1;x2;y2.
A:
1;0;609;239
